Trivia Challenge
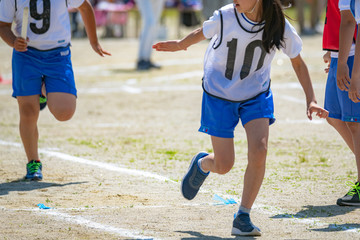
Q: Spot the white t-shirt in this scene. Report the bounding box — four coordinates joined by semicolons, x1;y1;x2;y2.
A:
202;4;302;102
0;0;84;50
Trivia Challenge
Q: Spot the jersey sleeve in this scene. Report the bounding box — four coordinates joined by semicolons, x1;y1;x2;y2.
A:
202;9;221;39
68;0;86;9
281;19;303;59
339;0;352;11
0;0;15;23
355;0;360;23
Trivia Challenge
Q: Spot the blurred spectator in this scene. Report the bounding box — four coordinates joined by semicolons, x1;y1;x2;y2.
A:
201;0;232;20
94;0;134;38
296;0;326;35
179;0;202;27
135;0;166;71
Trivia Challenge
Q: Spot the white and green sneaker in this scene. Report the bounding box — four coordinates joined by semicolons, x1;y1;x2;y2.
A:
337;182;360;206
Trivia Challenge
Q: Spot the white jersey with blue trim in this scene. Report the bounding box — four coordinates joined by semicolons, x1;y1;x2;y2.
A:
339;0;354;12
202;4;302;102
0;0;84;50
354;0;360;23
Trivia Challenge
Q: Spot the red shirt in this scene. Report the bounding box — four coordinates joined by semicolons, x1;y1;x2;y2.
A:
323;0;356;52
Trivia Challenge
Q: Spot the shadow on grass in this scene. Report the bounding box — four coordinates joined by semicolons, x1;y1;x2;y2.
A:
271;205;360;233
0;179;87;196
176;231;258;240
311;223;360;232
271;205;359;219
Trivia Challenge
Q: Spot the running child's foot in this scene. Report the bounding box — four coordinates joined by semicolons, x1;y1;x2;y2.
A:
39;95;47;111
39;80;47;111
337;182;360;206
25;160;43;181
181;151;209;200
232;212;261;236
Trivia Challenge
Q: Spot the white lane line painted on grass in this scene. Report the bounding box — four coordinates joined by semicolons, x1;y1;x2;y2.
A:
78;85;201;95
0;81;324;96
0;140;174;183
74;59;204;74
1;139;359;235
34;209;161;240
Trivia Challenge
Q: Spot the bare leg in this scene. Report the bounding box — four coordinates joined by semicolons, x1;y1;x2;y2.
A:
327;117;355;153
296;0;305;33
241;118;269;209
47;92;76;121
346;122;360;181
17;95;40;161
200;136;235;174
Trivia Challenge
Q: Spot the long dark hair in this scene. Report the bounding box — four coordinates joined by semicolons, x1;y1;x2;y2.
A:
260;0;287;53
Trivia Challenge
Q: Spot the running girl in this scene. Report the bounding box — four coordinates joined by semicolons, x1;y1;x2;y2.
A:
153;0;328;236
0;0;110;180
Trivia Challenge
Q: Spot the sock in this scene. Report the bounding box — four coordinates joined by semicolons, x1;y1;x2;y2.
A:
197;158;209;174
238;206;251;215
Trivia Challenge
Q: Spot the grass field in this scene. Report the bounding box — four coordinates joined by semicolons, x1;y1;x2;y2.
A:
0;33;360;239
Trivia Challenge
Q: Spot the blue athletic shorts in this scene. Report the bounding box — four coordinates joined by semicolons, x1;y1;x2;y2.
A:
12;46;77;98
199;90;276;138
324;56;360;122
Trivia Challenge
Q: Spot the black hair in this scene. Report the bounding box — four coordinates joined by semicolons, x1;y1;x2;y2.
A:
260;0;287;53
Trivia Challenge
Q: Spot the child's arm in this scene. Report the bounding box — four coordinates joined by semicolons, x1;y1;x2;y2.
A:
290;54;329;120
337;10;356;91
153;27;206;52
77;0;110;57
0;21;27;51
349;26;360;102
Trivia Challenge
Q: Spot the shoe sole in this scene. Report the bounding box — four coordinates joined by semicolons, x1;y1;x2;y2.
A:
337;201;360;206
180;151;208;200
25;177;42;181
231;227;261;236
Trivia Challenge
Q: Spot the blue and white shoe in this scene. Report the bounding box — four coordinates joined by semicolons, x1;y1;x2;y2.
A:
25;160;43;181
181;152;209;200
231;212;261;236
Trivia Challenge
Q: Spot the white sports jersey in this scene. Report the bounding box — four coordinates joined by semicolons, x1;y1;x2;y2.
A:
354;0;360;23
0;0;84;50
339;0;353;11
202;4;302;102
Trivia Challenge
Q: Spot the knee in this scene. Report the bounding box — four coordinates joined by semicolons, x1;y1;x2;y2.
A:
248;144;267;166
51;108;75;121
214;157;234;175
19;103;39;121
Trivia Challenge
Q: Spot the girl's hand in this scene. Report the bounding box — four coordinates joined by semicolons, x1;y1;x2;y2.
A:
323;51;331;74
348;77;360;103
90;42;111;57
337;63;350;91
14;37;28;52
307;102;329;120
153;40;186;52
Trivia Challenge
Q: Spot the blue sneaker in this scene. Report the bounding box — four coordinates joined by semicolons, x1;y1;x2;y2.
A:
25;160;43;181
231;212;261;236
181;152;209;200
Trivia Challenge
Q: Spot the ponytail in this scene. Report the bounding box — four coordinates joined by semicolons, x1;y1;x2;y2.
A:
261;0;287;53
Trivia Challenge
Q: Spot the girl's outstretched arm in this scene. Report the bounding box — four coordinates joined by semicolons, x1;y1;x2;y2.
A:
77;0;111;57
290;54;329;120
153;27;206;52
